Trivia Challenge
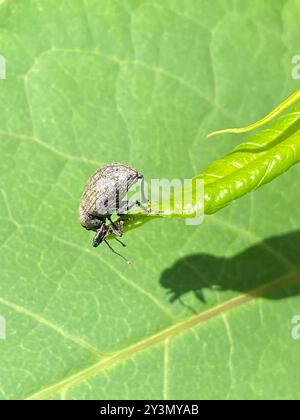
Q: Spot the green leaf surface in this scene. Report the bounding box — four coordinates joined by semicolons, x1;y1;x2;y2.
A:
0;0;300;400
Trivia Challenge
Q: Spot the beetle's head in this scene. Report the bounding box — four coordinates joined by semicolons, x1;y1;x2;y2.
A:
78;207;103;231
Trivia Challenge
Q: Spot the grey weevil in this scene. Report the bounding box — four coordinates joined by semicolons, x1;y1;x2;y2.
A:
79;162;155;257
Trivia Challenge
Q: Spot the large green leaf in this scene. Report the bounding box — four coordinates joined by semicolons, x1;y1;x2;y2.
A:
0;0;300;400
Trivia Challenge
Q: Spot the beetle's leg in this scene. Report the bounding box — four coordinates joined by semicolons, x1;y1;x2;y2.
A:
107;216;123;237
118;199;167;215
137;174;168;214
104;240;130;263
136;200;165;214
117;200;139;214
92;224;107;248
138;174;148;205
115;238;126;247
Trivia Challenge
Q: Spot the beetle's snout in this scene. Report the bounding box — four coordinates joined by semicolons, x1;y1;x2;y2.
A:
92;224;108;247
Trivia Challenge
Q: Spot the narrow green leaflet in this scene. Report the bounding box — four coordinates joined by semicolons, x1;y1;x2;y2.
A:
0;0;300;400
119;91;300;234
208;88;300;137
203;99;300;214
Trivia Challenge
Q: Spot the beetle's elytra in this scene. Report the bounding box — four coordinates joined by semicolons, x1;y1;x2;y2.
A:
79;162;149;254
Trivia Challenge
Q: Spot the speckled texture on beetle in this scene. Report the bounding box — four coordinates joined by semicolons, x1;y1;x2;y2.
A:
78;162;148;250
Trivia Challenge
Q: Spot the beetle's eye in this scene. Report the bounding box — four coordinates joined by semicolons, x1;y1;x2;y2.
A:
88;214;98;220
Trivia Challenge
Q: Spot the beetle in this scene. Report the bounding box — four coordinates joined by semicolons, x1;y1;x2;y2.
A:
79;162;154;255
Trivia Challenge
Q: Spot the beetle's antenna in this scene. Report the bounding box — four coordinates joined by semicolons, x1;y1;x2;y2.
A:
114;238;126;247
104;240;131;264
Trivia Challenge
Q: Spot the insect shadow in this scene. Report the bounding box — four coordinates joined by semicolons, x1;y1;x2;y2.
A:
160;230;300;307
